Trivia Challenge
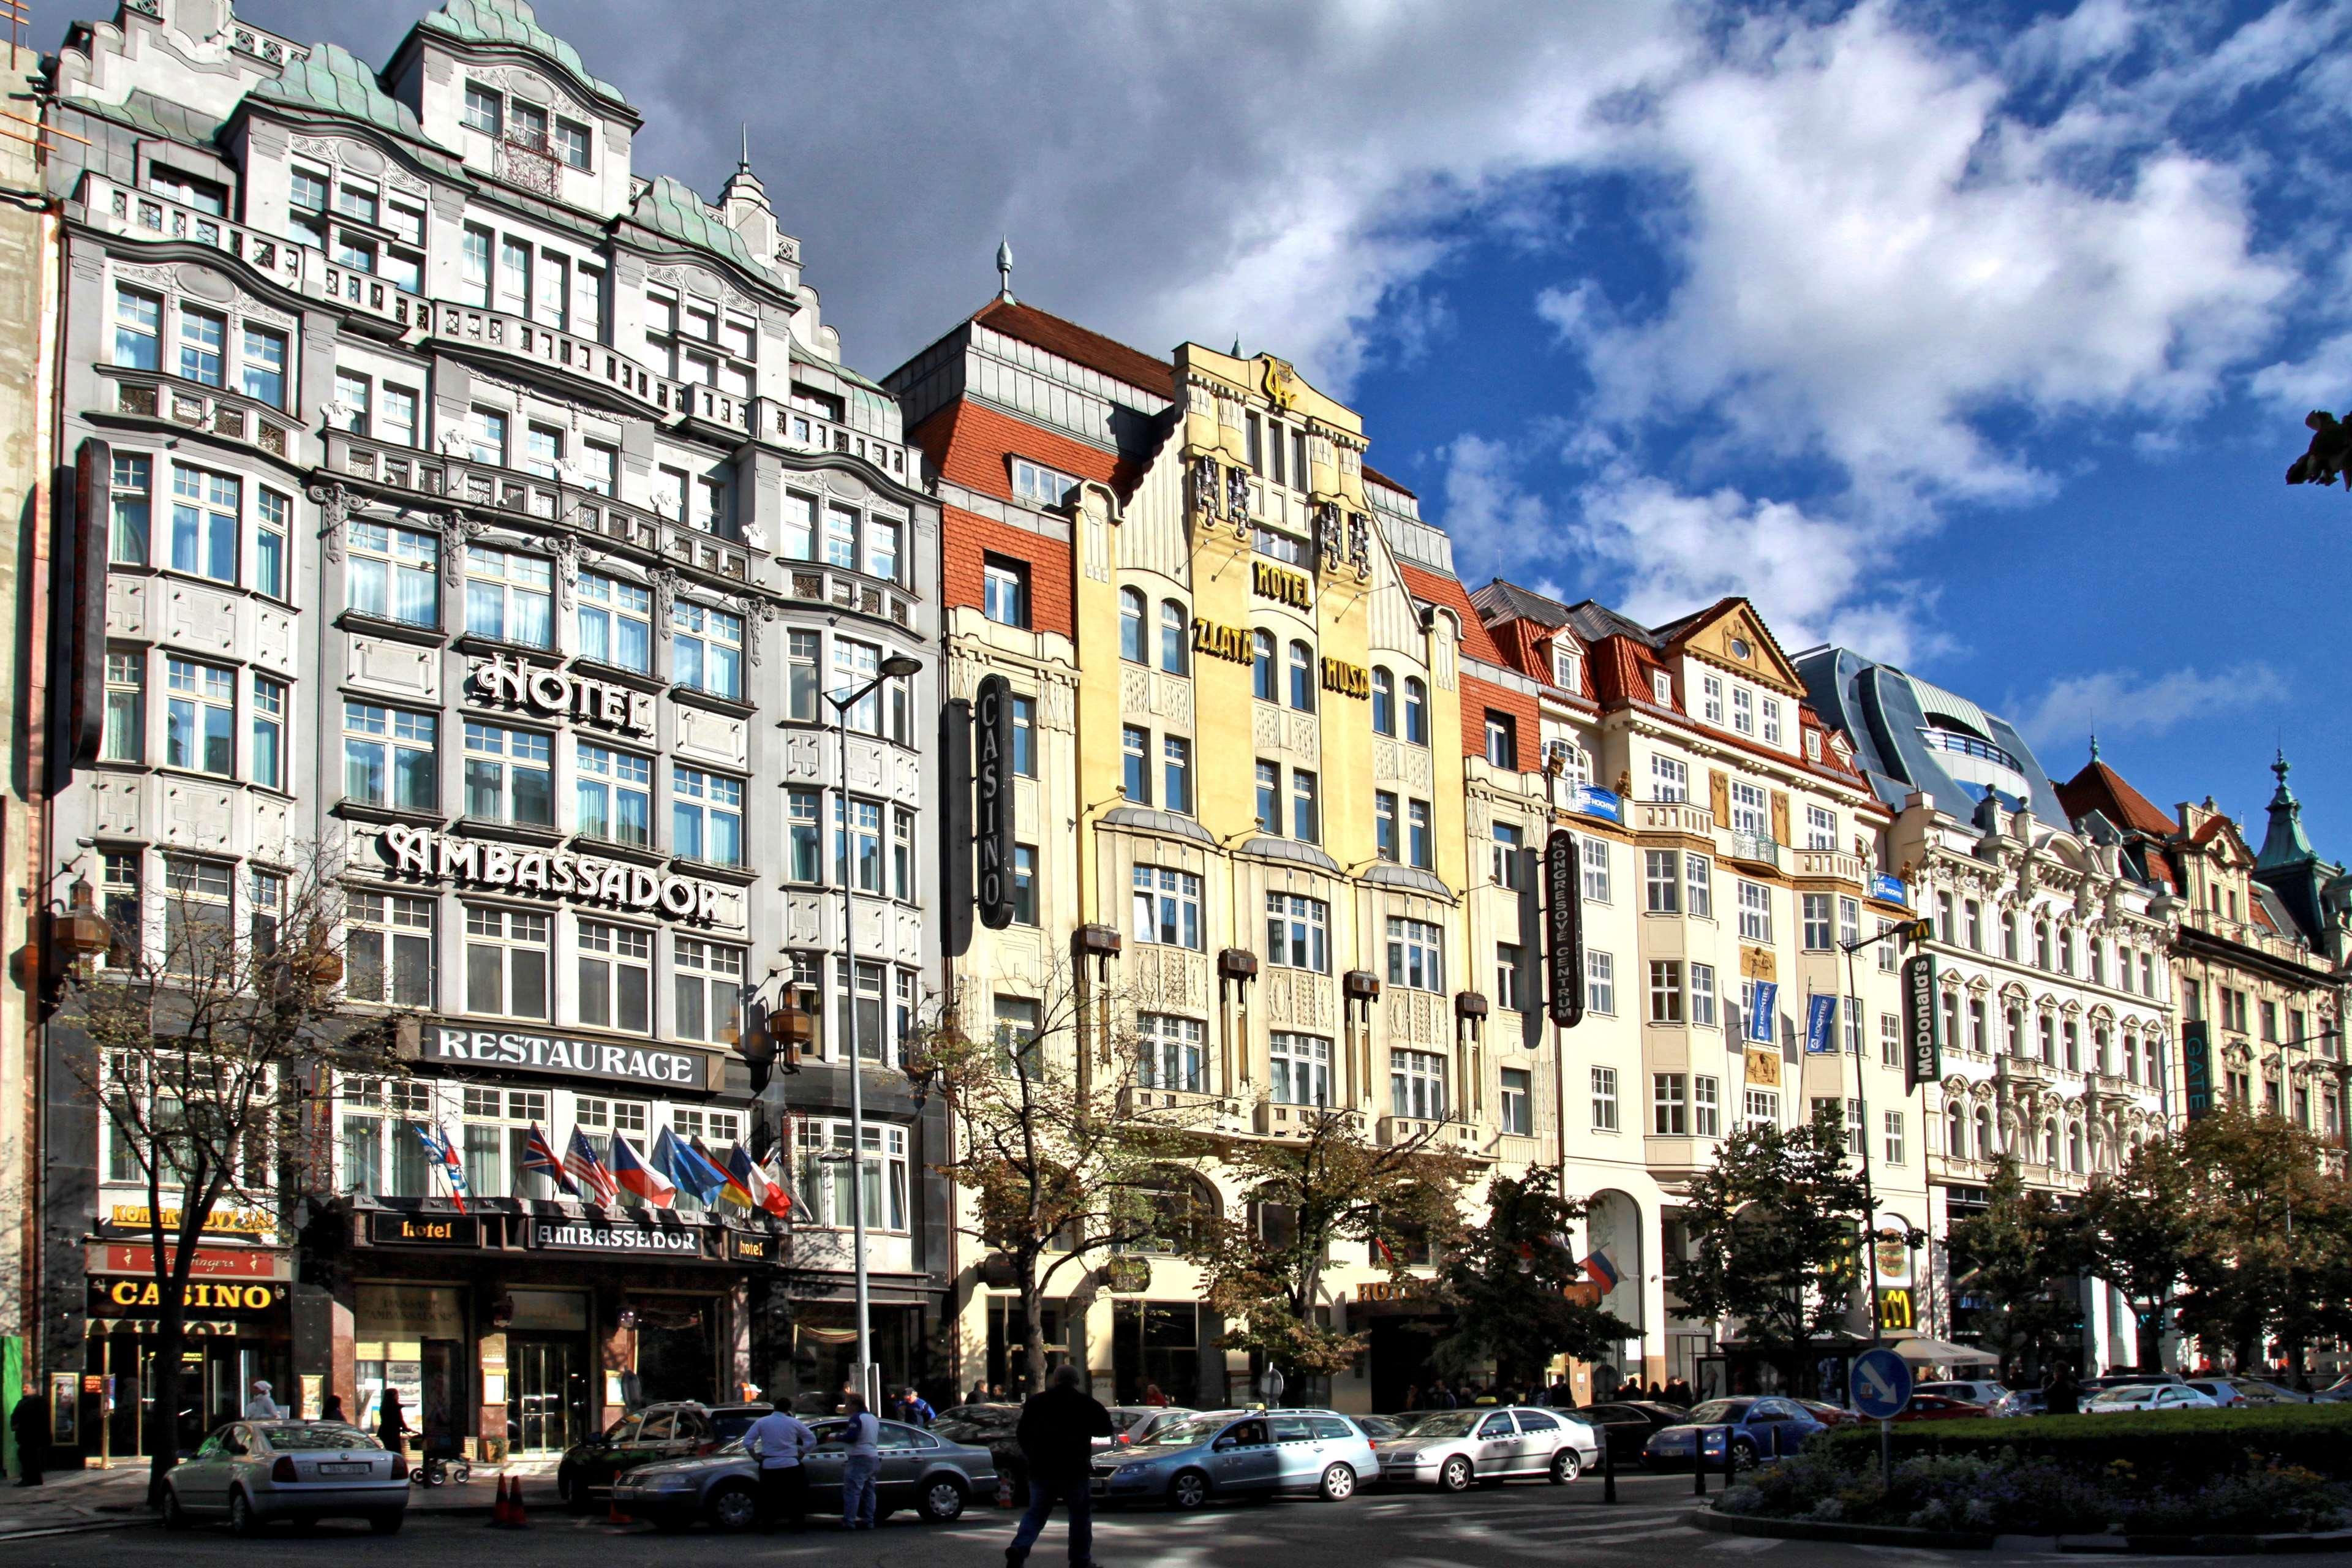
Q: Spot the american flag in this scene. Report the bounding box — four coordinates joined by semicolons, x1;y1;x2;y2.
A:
565;1126;619;1205
521;1123;578;1196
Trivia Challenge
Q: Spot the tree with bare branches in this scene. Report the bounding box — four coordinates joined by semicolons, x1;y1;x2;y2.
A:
909;962;1209;1399
69;852;401;1506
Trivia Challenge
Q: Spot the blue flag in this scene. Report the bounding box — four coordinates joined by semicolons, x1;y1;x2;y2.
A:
1747;981;1779;1044
1804;994;1839;1055
654;1126;727;1205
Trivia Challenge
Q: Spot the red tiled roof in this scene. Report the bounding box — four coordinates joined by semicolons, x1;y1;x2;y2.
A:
1397;563;1504;664
2055;759;2178;838
2141;846;2180;893
1363;462;1416;500
1588;634;1669;710
908;398;1137;505
972;298;1172;395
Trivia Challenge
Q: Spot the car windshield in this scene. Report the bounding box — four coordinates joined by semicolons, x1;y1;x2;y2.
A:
1402;1411;1484;1438
711;1411;765;1439
1684;1401;1752;1425
256;1423;379;1451
2087;1387;2149;1403
1136;1417;1228;1448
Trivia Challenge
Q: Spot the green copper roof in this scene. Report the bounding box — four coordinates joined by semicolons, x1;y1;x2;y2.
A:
254;43;466;176
66;89;225;148
421;0;626;105
790;339;885;394
2256;751;2316;870
630;175;767;280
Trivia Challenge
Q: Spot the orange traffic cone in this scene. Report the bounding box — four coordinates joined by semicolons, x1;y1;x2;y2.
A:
487;1474;510;1527
608;1487;631;1528
507;1474;530;1529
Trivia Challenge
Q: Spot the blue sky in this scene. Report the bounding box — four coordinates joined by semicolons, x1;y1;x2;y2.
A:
74;0;2352;851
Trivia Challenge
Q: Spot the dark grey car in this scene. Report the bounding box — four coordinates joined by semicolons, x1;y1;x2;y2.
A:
608;1417;997;1531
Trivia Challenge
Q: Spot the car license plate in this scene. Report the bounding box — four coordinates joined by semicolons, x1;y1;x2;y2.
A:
317;1461;369;1475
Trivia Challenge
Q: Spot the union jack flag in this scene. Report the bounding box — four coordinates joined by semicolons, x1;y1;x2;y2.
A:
521;1122;578;1196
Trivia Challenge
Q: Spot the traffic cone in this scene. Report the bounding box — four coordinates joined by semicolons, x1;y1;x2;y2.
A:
507;1474;530;1529
608;1488;631;1527
487;1474;510;1526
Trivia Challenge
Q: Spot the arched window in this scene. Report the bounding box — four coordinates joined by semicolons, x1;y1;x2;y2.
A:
1251;631;1276;702
1159;600;1188;675
1975;1106;1995;1161
2034;921;2051;969
2041;1120;2058;1165
1287;640;1316;712
1403;676;1428;745
2068;1122;2084;1172
1371;667;1395;736
1119;587;1145;664
1945;1102;1966;1158
2006;1006;2024;1056
2122;1032;2138;1084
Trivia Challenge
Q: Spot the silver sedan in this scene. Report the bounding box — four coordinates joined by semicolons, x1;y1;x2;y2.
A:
610;1418;997;1530
1376;1406;1599;1491
162;1420;410;1534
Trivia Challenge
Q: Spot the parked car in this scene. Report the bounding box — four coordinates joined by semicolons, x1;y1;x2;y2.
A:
1794;1400;1856;1428
2082;1372;2183;1392
558;1401;769;1510
2313;1376;2352;1403
1641;1398;1826;1471
1090;1409;1378;1509
608;1416;996;1531
1916;1380;2009;1408
930;1403;1027;1501
1895;1393;1988;1422
1575;1401;1692;1466
1989;1389;2046;1419
1098;1406;1200;1449
2084;1384;2220;1415
162;1420;409;1536
2186;1378;2311;1407
1374;1406;1599;1491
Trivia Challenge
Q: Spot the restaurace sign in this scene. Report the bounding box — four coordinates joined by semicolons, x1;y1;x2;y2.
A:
421;1025;712;1091
378;825;722;924
470;657;654;737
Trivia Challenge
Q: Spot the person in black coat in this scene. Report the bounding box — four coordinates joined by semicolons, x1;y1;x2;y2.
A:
2045;1363;2081;1417
1007;1365;1112;1567
10;1381;47;1486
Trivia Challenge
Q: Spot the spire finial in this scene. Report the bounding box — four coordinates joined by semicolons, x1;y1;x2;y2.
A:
2089;731;2100;761
995;238;1013;303
1231;335;1243;358
2275;747;2290;785
739;122;750;171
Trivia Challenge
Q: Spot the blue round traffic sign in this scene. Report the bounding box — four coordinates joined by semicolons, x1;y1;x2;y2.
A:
1850;1348;1913;1420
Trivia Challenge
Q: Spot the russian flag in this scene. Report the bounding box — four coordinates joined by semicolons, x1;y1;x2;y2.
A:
1580;1249;1620;1292
609;1131;675;1209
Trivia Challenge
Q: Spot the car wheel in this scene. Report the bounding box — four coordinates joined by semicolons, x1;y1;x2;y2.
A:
559;1464;589;1514
1169;1469;1211;1510
707;1481;759;1533
1318;1463;1355;1502
227;1488;261;1537
918;1476;967;1523
1550;1449;1583;1484
160;1483;190;1531
1439;1456;1473;1493
369;1511;404;1535
1730;1438;1758;1471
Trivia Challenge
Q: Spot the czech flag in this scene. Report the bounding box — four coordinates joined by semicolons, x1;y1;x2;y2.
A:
758;1147;794;1218
609;1131;675;1209
718;1143;759;1211
412;1122;470;1215
521;1123;578;1196
565;1127;619;1206
1580;1249;1621;1292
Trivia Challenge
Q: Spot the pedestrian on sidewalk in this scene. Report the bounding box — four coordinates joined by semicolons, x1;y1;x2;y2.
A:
243;1380;282;1419
377;1387;412;1464
744;1395;816;1531
320;1393;346;1424
838;1393;881;1529
10;1381;46;1487
1007;1363;1112;1568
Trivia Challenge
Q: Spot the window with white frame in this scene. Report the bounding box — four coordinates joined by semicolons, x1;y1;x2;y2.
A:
255;488;288;600
1805;804;1836;850
674;601;745;700
1270;1032;1332;1107
796;1120;909;1232
1651;753;1688;802
250;674;286;790
346;521;439;627
1585;949;1615;1015
577;920;651;1032
1407;799;1434;869
1390;1049;1447;1121
1732;685;1754;734
1492;821;1525;889
464;546;554;647
109;451;150;565
1496;943;1527;1012
674;937;744;1046
1137;1013;1205;1093
1738;880;1773;943
1590;1066;1619;1131
1700;673;1723;723
1802;893;1833;952
111;284;160;371
104;647;144;763
1762;697;1783;746
1500;1069;1532;1136
1648;959;1683;1023
576;571;652;673
673;766;744;866
1652;669;1673;706
1686;854;1713;919
1744;1088;1780;1128
160;854;233;974
1883;1110;1905;1163
1840;896;1861;949
1132;866;1203;949
575;742;652;847
1880;918;1900;972
1385;917;1444;991
345;891;433;1008
463;907;549;1019
168;464;238;584
834;796;882;892
1645;850;1680;913
164;657;235;777
344;701;437;812
1266;893;1329;973
462;722;552;824
1690;962;1718;1027
1653;1074;1686;1134
1581;835;1611;902
1011;457;1080;509
1727;779;1768;837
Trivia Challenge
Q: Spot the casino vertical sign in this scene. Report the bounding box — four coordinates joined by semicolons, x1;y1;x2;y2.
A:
1544;830;1585;1028
1902;953;1941;1090
973;674;1016;930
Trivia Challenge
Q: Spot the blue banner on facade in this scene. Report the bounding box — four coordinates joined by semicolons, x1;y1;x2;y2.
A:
1869;873;1909;905
1747;981;1779;1044
1574;785;1622;824
1805;993;1839;1054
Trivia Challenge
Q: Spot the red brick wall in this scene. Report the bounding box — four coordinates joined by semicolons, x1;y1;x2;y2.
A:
943;505;1076;641
1461;669;1541;772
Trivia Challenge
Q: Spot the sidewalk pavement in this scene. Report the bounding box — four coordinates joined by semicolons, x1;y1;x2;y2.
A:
0;1461;565;1539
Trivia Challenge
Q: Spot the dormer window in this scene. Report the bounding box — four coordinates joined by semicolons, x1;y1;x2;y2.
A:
1762;697;1783;746
1701;672;1723;723
1552;644;1581;691
1731;685;1754;735
463;81;503;137
510;99;550;154
556;120;594;172
1012;458;1080;510
1804;731;1822;763
1652;671;1673;706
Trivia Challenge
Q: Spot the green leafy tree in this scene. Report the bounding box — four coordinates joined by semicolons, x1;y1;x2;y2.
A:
1667;1119;1871;1391
2171;1108;2346;1376
2076;1136;2201;1373
1945;1157;2086;1376
1432;1172;1633;1390
1179;1110;1471;1396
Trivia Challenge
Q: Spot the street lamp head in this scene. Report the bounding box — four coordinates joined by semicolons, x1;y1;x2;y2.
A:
879;653;922;680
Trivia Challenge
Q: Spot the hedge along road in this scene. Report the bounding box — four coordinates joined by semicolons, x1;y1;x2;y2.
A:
43;1471;2316;1567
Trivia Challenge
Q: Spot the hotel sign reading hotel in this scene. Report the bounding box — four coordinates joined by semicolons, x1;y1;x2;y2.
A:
470;657;654;737
1252;560;1312;609
421;1024;712;1090
379;825;723;923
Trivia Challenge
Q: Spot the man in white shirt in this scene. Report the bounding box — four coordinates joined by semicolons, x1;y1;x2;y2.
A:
743;1396;818;1531
839;1393;881;1529
242;1379;282;1419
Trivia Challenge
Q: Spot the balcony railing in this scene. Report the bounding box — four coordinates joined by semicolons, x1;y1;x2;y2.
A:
1795;848;1864;884
1253;1102;1365;1140
775;405;908;477
1725;831;1783;871
1377;1114;1487;1154
1635;800;1715;837
1117;1083;1244;1130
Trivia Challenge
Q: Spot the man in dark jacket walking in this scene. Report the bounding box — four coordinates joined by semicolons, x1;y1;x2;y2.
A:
10;1381;47;1486
1007;1364;1111;1567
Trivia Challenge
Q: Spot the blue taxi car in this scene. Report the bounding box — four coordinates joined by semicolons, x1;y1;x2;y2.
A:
1640;1396;1825;1471
1090;1409;1378;1509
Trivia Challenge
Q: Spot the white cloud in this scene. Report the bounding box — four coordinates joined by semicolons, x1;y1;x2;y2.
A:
2012;663;2290;750
1437;434;1550;576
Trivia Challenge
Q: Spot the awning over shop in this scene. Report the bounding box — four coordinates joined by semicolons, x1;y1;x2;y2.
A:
1891;1336;1999;1366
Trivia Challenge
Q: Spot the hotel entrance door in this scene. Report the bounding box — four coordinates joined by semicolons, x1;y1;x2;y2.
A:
510;1337;587;1454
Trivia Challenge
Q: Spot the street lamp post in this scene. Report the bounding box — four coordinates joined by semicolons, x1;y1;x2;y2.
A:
827;650;922;1414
